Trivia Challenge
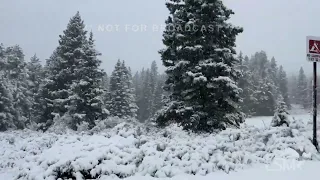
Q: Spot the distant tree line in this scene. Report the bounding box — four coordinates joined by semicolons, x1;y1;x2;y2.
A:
237;51;290;116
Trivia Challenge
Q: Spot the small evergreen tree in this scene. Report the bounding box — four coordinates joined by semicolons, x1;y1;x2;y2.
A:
271;96;290;127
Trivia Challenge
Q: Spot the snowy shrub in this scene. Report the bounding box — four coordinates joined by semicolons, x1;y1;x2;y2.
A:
26;121;41;131
76;121;90;132
90;117;132;133
1;117;318;179
47;113;74;134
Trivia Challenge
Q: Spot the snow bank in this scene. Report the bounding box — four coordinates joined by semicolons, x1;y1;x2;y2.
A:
0;117;319;179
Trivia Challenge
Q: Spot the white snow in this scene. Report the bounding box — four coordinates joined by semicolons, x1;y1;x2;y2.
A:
118;161;320;180
0;108;320;179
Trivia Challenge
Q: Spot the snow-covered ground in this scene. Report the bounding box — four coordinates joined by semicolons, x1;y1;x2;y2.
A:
244;105;311;129
1;108;320;180
3;160;320;180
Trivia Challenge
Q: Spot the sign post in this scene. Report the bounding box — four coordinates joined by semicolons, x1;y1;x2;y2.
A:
307;36;320;149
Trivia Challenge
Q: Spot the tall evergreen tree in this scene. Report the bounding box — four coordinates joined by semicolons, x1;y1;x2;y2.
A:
136;68;147;121
26;54;44;121
151;74;166;116
307;76;313;109
101;73;109;91
41;12;108;129
157;0;243;132
277;65;290;108
43;12;89;124
109;60;124;117
249;51;276;116
269;57;279;87
149;61;164;117
238;53;255;115
297;67;308;108
0;48;16;131
150;60;158;94
109;60;138;118
36;50;61;129
0;77;16;131
140;69;153;121
122;63;138;118
4;45;31;128
68;32;108;129
288;74;298;105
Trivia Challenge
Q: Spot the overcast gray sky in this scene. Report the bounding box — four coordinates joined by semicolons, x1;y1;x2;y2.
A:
0;0;319;75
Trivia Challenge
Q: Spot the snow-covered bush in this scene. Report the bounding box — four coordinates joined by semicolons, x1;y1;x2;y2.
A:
76;121;90;132
47;113;74;134
90;117;138;133
1;117;319;179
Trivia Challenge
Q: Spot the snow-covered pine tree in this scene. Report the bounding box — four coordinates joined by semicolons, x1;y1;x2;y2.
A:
36;50;61;129
297;67;308;108
102;73;111;106
140;69;153;121
269;57;279;87
157;0;243;132
40;12;108;130
68;32;109;129
136;68;148;121
27;54;42;94
150;61;158;94
121;63;138;118
253;78;276;116
150;74;166;117
26;54;44;122
238;52;255;115
109;60;123;117
109;60;138;119
271;96;290;127
4;45;31;129
277;65;290;109
101;73;109;92
0;48;16;131
41;12;89;127
0;77;16;131
149;61;167;118
133;71;140;98
288;74;298;105
249;51;276;116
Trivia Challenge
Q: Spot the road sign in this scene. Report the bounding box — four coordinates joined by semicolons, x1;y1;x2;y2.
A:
307;36;320;61
307;36;319;150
